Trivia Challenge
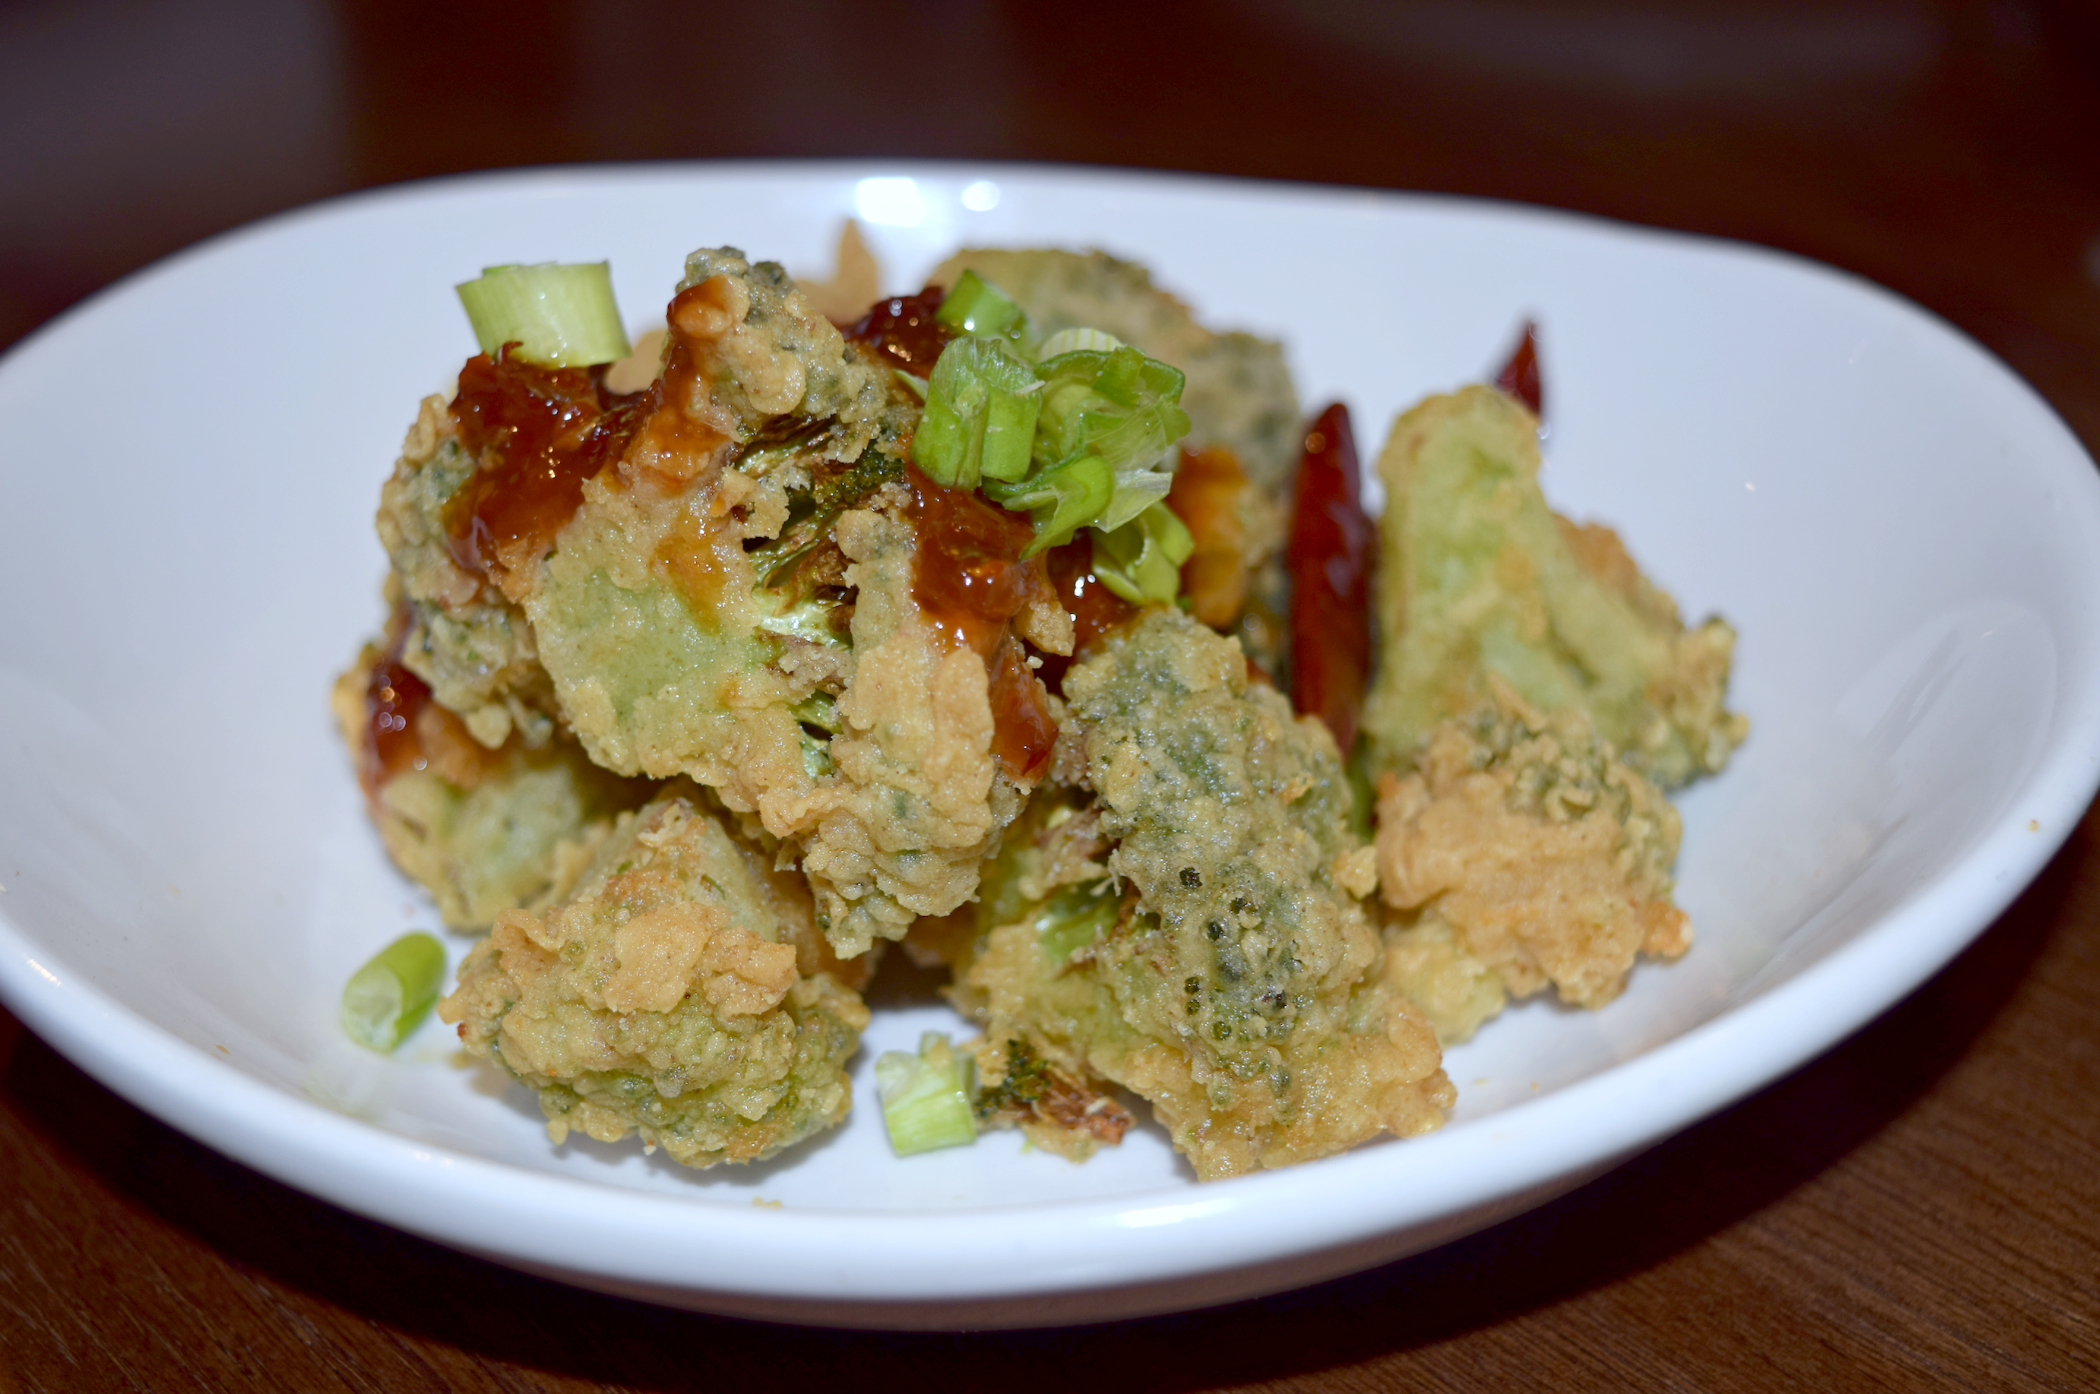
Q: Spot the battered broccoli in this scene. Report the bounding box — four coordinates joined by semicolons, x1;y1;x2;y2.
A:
438;782;871;1168
958;610;1451;1180
332;640;652;930
1360;385;1746;789
1374;678;1690;1040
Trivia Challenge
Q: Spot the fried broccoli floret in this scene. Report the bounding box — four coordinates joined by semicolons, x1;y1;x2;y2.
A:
379;247;1048;960
1374;678;1690;1040
375;396;561;750
1361;385;1746;789
438;783;871;1168
957;610;1451;1180
332;641;653;930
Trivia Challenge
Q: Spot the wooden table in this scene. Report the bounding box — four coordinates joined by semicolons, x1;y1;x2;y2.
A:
4;2;2098;1386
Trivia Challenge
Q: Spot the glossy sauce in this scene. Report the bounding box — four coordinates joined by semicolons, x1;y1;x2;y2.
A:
1493;320;1544;419
1286;403;1373;753
843;286;953;373
359;644;432;801
1033;535;1136;696
906;467;1058;780
445;348;650;591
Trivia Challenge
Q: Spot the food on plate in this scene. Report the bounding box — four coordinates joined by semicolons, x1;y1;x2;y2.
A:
333;630;652;930
341;931;446;1052
1359;384;1746;790
1372;678;1688;1042
933;248;1297;671
948;610;1451;1179
929;248;1301;488
340;231;1743;1180
438;782;872;1167
1283;402;1375;757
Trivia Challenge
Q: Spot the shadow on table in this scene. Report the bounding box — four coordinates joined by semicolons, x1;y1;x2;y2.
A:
4;816;2078;1393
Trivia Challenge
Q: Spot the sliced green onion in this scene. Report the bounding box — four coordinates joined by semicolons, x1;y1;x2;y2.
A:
874;1032;979;1156
893;369;930;402
341;932;446;1053
1035;879;1120;962
912;337;1043;488
1036;326;1125;358
934;270;1030;345
456;262;632;368
984;454;1115;556
1030;346;1191;524
1090;503;1195;605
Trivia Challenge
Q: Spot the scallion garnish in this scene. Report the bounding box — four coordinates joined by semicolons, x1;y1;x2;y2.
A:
983;454;1115;556
456;262;633;368
912;336;1043;488
1035;326;1124;358
1031;345;1190;529
1090;503;1195;605
916;270;1197;598
874;1032;979;1156
341;932;446;1053
933;270;1031;346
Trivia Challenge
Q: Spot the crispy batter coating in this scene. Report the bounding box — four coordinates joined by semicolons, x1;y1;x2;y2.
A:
331;643;652;929
957;610;1451;1180
375;396;559;750
438;783;871;1168
1361;385;1747;789
1374;679;1689;1039
429;248;1036;958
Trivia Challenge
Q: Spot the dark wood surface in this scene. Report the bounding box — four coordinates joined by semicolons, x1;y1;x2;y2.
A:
5;1;2100;1386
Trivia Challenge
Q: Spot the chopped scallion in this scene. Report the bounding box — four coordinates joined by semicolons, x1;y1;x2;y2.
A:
341;932;446;1053
874;1032;979;1156
983;453;1115;556
456;262;633;368
912;337;1043;488
1090;503;1195;605
1035;326;1125;358
934;270;1031;345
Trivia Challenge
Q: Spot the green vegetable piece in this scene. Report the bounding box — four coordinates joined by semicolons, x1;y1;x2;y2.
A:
341;932;446;1053
874;1032;979;1156
1090;503;1195;605
1035;326;1125;358
912;336;1043;488
1035;879;1120;962
455;262;633;368
984;453;1115;555
934;270;1030;345
1032;346;1190;529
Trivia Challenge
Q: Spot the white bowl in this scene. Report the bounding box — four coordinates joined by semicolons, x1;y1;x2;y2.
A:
2;164;2095;1330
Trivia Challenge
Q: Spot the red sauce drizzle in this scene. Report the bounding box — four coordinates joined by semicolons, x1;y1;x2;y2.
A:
1286;403;1374;754
1034;535;1136;695
843;286;954;373
359;632;432;801
1493;319;1543;419
906;466;1058;780
445;347;651;592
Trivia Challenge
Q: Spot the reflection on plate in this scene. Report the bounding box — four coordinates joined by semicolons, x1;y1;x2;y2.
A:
2;165;2097;1329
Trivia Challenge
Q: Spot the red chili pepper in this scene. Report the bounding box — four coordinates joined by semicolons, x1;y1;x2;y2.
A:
1286;403;1373;754
1493;319;1543;419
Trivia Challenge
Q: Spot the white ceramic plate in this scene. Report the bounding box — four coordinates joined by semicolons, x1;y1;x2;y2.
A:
3;164;2097;1330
